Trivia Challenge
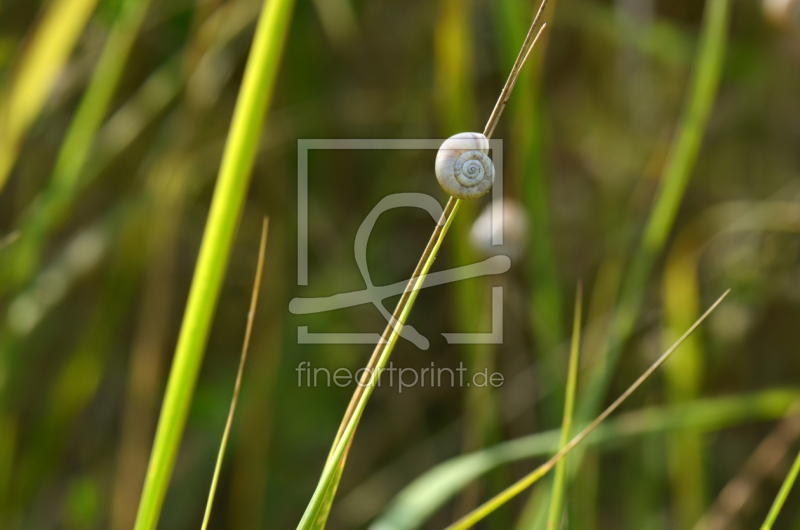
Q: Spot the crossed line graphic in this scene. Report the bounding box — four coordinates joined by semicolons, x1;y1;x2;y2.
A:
290;193;510;349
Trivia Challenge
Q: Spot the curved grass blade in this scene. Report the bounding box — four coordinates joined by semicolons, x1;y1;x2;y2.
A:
445;290;730;530
370;387;799;530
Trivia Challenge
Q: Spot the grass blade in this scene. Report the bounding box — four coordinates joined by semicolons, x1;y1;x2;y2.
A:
2;0;153;290
694;400;800;530
201;218;269;530
578;0;732;421
0;0;101;192
445;290;730;530
297;6;550;528
370;388;799;530
546;282;582;529
132;0;296;528
297;198;462;529
760;448;800;530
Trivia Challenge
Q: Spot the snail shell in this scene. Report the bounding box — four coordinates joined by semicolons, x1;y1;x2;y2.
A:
435;132;494;200
470;199;529;260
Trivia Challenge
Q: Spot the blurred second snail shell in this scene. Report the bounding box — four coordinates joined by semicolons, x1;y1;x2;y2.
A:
469;199;530;260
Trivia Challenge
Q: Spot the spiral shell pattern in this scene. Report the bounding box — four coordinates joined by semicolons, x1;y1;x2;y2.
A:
435;132;494;200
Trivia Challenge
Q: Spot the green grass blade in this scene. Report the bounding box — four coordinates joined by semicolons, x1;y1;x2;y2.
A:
444;291;728;530
297;199;462;530
201;219;268;530
546;283;582;529
578;0;732;423
0;0;101;192
132;0;296;528
760;448;800;530
310;460;346;530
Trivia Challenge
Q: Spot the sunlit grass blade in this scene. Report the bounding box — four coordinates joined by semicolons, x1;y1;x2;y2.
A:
760;447;800;530
0;0;101;192
201;218;268;530
547;282;582;529
132;0;296;528
444;290;730;530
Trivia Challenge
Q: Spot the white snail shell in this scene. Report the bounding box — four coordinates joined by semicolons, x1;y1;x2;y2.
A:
435;132;494;200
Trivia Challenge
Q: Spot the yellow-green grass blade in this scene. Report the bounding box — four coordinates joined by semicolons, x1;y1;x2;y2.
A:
300;6;548;527
297;199;462;530
761;448;800;530
311;458;347;530
132;0;296;528
0;0;101;191
546;283;582;529
201;219;269;530
3;0;153;290
444;290;729;530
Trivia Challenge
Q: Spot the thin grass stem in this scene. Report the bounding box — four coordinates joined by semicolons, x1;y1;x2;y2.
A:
445;290;730;530
200;218;268;530
301;5;551;527
0;232;20;253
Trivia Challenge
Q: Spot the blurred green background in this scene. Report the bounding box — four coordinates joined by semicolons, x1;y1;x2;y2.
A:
1;0;800;528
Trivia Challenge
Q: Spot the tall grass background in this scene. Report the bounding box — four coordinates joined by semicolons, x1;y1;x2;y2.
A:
2;0;800;529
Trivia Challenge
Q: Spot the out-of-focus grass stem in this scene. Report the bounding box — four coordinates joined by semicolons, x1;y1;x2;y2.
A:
0;0;101;191
1;0;153;292
578;0;731;422
547;283;582;529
